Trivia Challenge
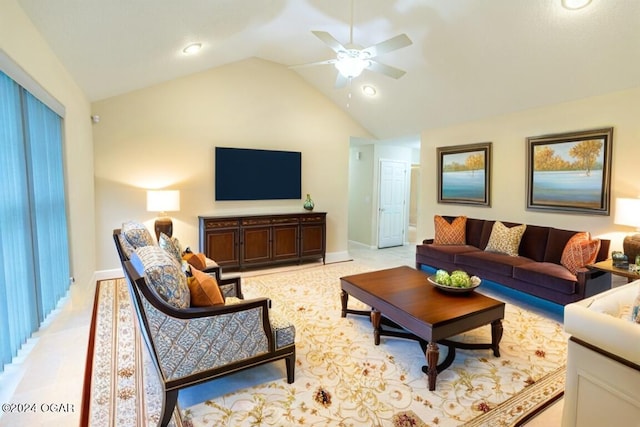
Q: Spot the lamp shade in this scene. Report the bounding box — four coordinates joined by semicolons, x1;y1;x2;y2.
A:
146;190;180;213
614;198;640;229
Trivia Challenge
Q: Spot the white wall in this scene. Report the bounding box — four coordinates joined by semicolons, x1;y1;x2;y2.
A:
92;57;372;270
1;0;95;288
419;86;640;253
348;144;375;245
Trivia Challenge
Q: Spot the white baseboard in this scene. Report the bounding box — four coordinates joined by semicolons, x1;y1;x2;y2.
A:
325;251;352;264
95;268;123;280
347;240;377;250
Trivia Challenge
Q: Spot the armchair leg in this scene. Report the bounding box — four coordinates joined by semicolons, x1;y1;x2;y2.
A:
160;389;178;427
285;351;296;384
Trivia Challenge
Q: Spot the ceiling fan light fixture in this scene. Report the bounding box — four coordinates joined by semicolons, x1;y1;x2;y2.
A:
335;57;368;78
335;50;369;78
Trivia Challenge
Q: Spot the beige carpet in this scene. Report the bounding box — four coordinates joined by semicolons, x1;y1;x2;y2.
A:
83;262;567;426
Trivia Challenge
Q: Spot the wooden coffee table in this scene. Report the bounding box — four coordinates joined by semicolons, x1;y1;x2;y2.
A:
340;265;505;391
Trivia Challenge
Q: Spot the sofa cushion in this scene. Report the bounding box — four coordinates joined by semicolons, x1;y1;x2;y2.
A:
561;232;601;275
434;215;467;244
544;228;579;264
518;225;550;262
188;267;225;306
133;245;190;309
455;251;534;276
417;244;480;264
484;221;527;256
513;262;577;295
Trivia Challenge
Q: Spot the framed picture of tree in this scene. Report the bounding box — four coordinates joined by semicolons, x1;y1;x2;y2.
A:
526;127;613;215
437;142;492;206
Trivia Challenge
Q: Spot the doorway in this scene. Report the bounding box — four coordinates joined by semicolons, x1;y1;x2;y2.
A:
378;159;408;248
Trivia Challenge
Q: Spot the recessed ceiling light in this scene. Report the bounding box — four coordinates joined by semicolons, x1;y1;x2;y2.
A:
182;43;202;55
561;0;591;10
362;85;377;97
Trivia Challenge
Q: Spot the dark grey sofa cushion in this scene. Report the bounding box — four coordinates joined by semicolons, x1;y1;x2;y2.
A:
416;244;480;264
455;251;534;277
513;262;577;295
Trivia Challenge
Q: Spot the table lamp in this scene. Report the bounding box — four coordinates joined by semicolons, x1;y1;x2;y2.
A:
146;190;180;241
614;197;640;263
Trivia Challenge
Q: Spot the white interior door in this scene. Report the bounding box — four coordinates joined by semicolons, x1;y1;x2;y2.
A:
378;159;407;248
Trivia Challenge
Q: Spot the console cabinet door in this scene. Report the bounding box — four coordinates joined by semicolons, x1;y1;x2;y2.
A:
272;225;299;261
242;225;271;265
200;219;240;268
300;214;326;260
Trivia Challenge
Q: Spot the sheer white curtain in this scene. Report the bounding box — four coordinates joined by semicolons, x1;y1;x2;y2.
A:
0;71;70;372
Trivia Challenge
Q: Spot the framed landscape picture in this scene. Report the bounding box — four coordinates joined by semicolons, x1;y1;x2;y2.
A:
526;127;613;215
437;142;492;206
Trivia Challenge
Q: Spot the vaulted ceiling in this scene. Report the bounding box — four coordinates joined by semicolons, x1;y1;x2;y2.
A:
17;0;640;140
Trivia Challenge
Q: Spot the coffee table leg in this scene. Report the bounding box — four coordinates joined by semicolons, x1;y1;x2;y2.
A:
491;319;503;357
371;310;381;345
340;290;348;318
426;342;439;391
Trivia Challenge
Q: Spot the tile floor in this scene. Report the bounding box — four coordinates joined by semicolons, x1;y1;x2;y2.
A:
0;241;569;426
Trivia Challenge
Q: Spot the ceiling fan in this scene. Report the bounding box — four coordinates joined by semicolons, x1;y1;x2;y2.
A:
290;1;413;88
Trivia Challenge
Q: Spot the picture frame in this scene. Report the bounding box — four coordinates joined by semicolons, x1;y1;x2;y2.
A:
526;127;613;215
437;142;492;206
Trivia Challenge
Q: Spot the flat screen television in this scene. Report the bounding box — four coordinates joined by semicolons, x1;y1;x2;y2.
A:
215;147;302;201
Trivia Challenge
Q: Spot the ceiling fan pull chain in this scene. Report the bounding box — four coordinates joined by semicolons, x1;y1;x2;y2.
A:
349;0;354;45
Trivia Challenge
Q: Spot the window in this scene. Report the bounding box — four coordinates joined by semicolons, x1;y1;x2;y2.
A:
0;70;70;373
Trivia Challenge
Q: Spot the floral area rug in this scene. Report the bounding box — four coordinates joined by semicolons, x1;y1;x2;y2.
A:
84;262;567;427
180;262;567;426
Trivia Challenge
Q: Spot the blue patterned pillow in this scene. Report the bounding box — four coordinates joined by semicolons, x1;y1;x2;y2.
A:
122;220;156;249
159;233;182;264
133;245;190;309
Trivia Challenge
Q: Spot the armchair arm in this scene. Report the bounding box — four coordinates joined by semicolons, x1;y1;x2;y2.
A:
575;268;611;298
203;264;222;280
422;238;434;244
218;275;243;299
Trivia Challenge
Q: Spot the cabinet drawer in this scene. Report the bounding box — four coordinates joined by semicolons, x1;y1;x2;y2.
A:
204;219;238;229
242;218;271;226
301;215;325;223
271;217;299;225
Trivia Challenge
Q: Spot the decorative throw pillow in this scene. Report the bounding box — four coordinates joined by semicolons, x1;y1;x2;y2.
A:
561;232;601;275
133;245;190;309
122;220;156;249
117;233;136;259
434;215;467;245
631;289;640;324
159;233;182;264
188;267;225;306
183;252;207;270
484;221;527;256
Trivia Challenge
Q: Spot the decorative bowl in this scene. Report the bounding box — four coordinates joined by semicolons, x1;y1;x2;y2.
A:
427;276;481;293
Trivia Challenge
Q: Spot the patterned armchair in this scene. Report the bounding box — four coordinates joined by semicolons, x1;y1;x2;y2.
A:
113;226;296;427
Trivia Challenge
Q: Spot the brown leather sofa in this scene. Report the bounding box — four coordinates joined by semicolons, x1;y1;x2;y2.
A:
415;217;611;305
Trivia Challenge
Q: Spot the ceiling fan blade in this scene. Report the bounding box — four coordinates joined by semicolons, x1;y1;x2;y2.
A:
366;60;407;79
362;33;412;58
289;59;337;69
312;30;347;53
335;73;349;89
